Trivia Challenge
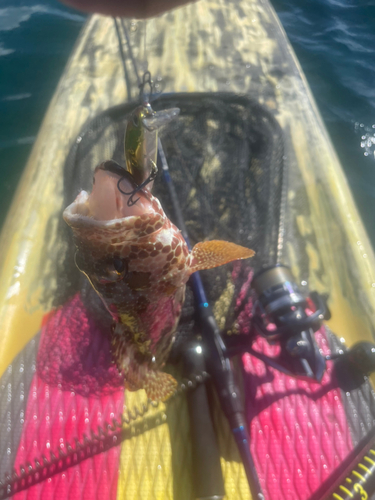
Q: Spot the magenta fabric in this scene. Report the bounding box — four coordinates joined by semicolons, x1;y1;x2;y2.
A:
12;294;125;500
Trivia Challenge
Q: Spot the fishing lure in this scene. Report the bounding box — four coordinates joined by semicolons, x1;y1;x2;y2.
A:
121;101;180;203
63;103;254;401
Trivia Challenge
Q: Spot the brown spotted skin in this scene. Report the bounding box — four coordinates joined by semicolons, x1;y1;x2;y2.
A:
64;177;254;401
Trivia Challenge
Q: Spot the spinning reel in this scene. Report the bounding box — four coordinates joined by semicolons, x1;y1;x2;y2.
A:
226;264;375;381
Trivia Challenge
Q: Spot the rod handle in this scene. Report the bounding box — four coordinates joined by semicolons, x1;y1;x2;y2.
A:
183;343;225;500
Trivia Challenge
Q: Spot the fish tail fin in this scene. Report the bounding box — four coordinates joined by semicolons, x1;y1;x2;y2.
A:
144;370;178;402
189;240;255;272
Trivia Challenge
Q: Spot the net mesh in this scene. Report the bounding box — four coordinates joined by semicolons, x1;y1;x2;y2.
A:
50;92;285;345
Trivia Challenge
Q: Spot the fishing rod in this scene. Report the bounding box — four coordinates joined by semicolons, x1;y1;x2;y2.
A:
158;140;265;500
113;16;265;500
112;18;228;500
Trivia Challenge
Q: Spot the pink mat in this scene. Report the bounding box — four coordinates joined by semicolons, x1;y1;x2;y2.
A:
12;294;124;500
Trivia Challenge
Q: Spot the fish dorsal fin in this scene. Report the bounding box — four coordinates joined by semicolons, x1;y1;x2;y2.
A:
189;240;255;272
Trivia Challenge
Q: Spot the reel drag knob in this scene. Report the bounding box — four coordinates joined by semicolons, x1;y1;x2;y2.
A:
345;341;375;374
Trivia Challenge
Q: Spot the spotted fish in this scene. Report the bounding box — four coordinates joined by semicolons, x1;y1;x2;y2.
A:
63;106;254;401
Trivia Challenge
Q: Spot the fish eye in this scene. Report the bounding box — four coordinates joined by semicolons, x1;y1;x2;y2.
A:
113;257;127;277
95;258;128;284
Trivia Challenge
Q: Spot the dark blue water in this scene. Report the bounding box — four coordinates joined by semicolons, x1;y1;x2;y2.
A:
272;0;375;243
1;0;375;243
0;1;85;226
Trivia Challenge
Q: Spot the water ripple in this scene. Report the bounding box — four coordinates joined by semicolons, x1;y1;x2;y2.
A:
0;5;85;32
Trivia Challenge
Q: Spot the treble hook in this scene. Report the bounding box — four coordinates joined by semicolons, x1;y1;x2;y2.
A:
139;71;153;104
117;160;158;207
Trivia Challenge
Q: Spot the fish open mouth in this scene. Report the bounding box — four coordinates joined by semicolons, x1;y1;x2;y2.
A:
63;161;156;229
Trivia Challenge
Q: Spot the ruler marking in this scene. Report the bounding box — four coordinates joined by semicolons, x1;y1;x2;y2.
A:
364;456;375;466
333;494;345;500
358;463;372;475
339;485;353;497
353;470;366;482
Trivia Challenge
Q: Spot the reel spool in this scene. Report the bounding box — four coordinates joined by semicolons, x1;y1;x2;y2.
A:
250;265;328;381
226;264;375;382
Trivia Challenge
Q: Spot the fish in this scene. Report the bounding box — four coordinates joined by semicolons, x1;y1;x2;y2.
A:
63;104;255;402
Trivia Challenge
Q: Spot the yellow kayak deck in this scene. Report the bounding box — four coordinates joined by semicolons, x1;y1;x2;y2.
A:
1;1;375;499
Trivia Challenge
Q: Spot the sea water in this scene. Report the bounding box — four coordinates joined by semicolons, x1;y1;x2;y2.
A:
0;0;85;226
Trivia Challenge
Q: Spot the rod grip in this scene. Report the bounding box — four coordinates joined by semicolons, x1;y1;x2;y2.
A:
183;344;225;500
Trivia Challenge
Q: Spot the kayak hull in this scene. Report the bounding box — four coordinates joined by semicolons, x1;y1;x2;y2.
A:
1;1;375;499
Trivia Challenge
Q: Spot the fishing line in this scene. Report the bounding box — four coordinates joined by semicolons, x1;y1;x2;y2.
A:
113;18;132;101
143;20;148;73
120;19;141;88
121;19;165;106
112;22;157;206
139;70;153;104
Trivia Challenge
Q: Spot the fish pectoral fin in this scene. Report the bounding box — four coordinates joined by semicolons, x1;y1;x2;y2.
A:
190;240;255;272
144;370;178;402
